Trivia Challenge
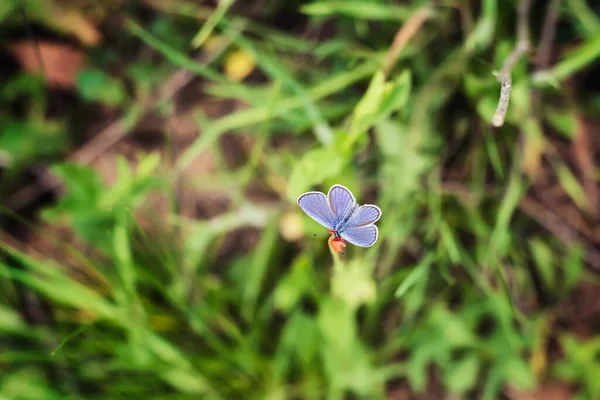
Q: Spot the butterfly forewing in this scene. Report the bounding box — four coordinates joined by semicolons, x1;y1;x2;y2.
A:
297;192;336;230
327;185;356;226
340;225;378;247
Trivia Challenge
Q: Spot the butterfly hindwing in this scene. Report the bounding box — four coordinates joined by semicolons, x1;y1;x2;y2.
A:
340;225;378;248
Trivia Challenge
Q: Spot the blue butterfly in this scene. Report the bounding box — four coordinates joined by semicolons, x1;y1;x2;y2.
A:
297;184;381;251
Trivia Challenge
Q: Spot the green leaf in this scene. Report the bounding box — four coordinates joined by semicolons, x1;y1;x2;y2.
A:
555;162;590;211
465;0;497;52
395;255;432;298
159;368;210;394
177;62;376;171
528;238;555;288
476;95;497;123
278;311;319;368
0;304;26;333
568;0;600;37
287;146;345;201
136;152;161;179
274;255;311;313
0;121;65;168
375;119;435;197
505;357;536;390
376;69;412;120
444;354;480;395
0;1;16;22
564;244;584;290
344;69;405;150
545;108;576;140
127;19;223;82
243;219;279;318
317;297;356;350
76;69;126;106
463;73;496;97
533;34;600;86
43;163;103;222
406;344;438;392
113;219;135;295
0;368;62;400
191;0;234;48
331;259;377;309
0;260;119;322
351;70;386;133
440;221;462;265
301;2;411;21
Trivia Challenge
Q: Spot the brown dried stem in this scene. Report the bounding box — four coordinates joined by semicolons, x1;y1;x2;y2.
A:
492;0;532;127
382;6;433;77
536;0;561;69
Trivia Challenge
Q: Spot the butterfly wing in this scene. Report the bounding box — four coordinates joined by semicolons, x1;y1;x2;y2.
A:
340;225;378;247
327;184;356;226
347;204;381;227
297;191;336;230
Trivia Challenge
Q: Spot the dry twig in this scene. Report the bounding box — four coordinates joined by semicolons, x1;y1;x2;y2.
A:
492;0;532;127
382;6;433;76
536;0;561;69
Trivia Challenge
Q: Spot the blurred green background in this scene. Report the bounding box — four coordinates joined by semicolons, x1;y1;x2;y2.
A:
1;0;600;399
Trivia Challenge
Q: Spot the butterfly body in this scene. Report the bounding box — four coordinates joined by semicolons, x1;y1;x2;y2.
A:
297;184;381;251
328;229;344;242
334;204;359;232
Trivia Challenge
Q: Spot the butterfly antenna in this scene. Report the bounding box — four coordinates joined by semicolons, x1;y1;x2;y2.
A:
19;0;47;78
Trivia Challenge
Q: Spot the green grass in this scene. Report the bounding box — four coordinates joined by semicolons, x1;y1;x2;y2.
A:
1;0;600;399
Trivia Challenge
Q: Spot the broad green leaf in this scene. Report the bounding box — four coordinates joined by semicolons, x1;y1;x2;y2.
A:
351;70;386;135
76;69;126;106
444;354;480;395
376;69;412;120
331;259;376;309
317;297;355;350
287;146;345;201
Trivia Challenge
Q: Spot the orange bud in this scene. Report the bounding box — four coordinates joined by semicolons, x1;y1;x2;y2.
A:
330;239;346;253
